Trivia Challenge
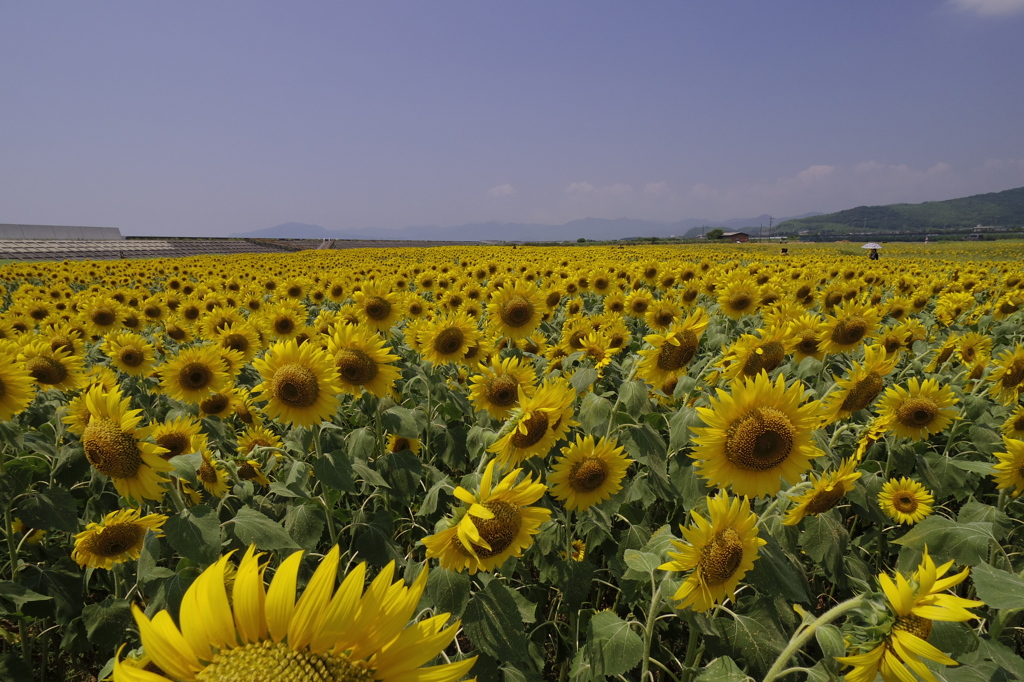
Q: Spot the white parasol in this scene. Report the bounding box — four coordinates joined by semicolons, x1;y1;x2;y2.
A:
861;243;882;250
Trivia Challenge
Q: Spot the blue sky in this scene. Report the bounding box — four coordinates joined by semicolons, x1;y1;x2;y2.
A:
2;1;1023;236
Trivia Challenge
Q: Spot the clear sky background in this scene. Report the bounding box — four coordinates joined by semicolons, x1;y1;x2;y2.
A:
2;1;1023;236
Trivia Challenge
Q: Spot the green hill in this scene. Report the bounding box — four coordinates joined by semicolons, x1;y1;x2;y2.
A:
774;186;1024;238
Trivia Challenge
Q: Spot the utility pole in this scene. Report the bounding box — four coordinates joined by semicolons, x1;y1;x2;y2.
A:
769;215;774;239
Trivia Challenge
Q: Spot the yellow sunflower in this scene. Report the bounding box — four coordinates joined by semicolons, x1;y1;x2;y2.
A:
690;371;824;498
644;297;682;331
658;490;767;612
547;434;632;511
237;425;284;457
103;331;157;377
987;344;1024;405
636;308;709;388
151;416;204;460
818;299;881;355
235;458;271;487
957;332;991;366
489;377;577;467
159;345;231;405
783;456;862;525
486;280;545;339
927;334;960;373
80;387;172;503
417;311;481;366
72;508;167;570
253;339;342;428
199;389;236;419
838;548;982;682
326;324;401;398
262;300;309;341
197;449;231;498
0;351;36;421
18;341;85;392
786;313;829;362
992;437;1024;498
625;289;654;318
717;325;791;382
80;296;125;336
876;378;958;441
716;277;761;319
353;280;402;333
468;355;538;420
878;477;934;525
1000;405;1024;440
115;546;475;682
821;344;898;424
385;433;422;455
422;459;551;574
215;321;263;363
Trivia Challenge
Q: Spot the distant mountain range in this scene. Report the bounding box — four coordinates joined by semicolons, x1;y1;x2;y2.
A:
231;213;822;243
774;186;1024;236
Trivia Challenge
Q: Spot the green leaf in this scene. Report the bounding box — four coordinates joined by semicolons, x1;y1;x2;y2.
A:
347;427;377;461
351;461;391;489
586;610;643;676
18;559;83;623
230;507;301;551
463;580;529;663
748;533;811;604
425;567;472;619
943;638;1024;681
947;459;996;475
814;624;845;675
0;581;52;610
15;486;78;532
618;380;651;416
285;502;325;551
799;510;848;568
892;517;993;566
554;559;595;612
711;601;787;676
381;406;426;439
571;368;599;393
380;450;423;501
697;656;750;681
957;499;1012;540
81;597;132;652
577;392;613;435
352;509;402;566
623;550;661;580
668;407;703;452
313;450;356;493
970;562;1024;610
164;505;221;565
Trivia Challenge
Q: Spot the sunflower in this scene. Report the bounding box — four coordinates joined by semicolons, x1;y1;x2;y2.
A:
80;296;125;336
238;425;284;457
644;297;682;331
927;334;960;373
818;299;881;355
468;356;538;420
636;308;709;388
489;378;577;467
878;477;934;525
838;548;982;682
717;325;791;382
417;311;481;366
422;459;551;574
625;289;654;318
103;331;157;377
957;331;991;366
326;324;401;398
197;449;231;498
353;280;402;333
215;322;263;363
716;277;761;320
18;341;85;391
783;456;862;525
1001;405;1024;440
0;351;36;421
253;339;342;428
876;378;958;441
658;490;766;612
115;546;475;682
786;313;829;363
486;280;545;340
992;437;1024;498
690;371;824;498
262;300;308;341
821;344;898;424
151;416;204;460
159;345;231;405
876;323;911;357
987;344;1024;405
577;331;622;373
71;508;167;570
200;390;236;419
547;434;632;511
80;387;172;503
236;458;272;487
385;433;422;455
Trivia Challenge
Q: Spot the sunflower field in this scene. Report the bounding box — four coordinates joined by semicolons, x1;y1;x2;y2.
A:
2;241;1024;682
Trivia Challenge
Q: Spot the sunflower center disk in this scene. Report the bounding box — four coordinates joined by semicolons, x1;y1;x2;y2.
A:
805;485;846;515
0;378;6;399
727;294;753;314
698;528;744;586
179;362;213;391
725;407;795;471
223;334;249;353
758;341;786;372
486;375;519;408
237;462;258;480
510;411;550;449
195;640;375;682
274;317;295;335
499;296;535;328
201;394;231;414
157;432;192;459
896;398;937;428
272;363;320;408
335;349;379;386
85;522;145;557
568;458;608;493
91;309;116;326
26;356;69;385
830;316;868;346
656;331;698;371
364;296;391;321
895;614;933;641
119;348;145;367
198;461;219;484
465;501;523;559
893;492;919;514
840;372;884;412
83;418;143;479
796;333;820;355
1003;359;1024;389
433;327;465;356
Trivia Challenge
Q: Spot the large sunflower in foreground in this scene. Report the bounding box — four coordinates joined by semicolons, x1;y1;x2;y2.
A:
691;371;824;498
876;378;958;441
783;456;861;525
422;459;551;574
253;339;342;428
159;345;231;405
486;280;545;339
79;387;172;503
547;434;632;511
993;437;1024;498
821;344;897;424
0;350;36;421
326;324;401;398
468;355;538;419
987;344;1024;405
636;307;709;388
115;546;475;682
489;377;577;467
838;548;982;682
72;508;167;570
18;341;86;392
659;490;766;612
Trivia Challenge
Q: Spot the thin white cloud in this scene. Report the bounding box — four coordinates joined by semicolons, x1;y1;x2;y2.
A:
947;0;1024;15
486;183;517;197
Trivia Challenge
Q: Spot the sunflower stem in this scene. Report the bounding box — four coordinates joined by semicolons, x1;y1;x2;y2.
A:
639;580;663;682
762;594;865;682
605;362;638;440
679;611;702;682
3;505;32;667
